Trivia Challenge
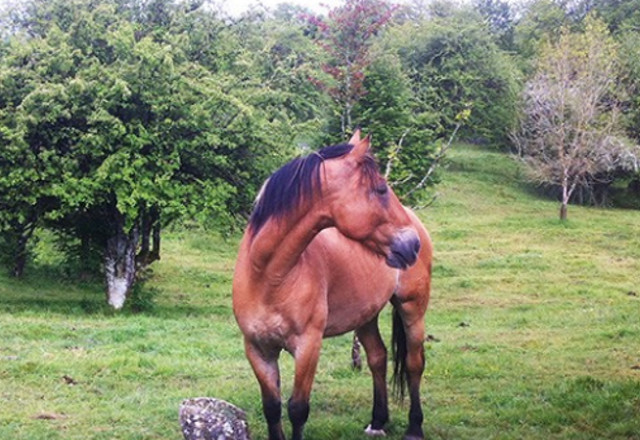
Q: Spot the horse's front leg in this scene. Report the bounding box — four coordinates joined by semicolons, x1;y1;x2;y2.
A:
288;330;323;440
244;338;285;440
356;316;389;436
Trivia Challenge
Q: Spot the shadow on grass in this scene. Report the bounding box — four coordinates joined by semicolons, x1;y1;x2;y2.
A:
0;293;228;319
0;266;226;319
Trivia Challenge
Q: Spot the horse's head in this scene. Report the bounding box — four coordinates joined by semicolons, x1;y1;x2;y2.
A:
321;130;421;269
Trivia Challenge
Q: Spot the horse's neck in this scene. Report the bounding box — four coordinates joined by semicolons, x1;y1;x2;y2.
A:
249;203;330;284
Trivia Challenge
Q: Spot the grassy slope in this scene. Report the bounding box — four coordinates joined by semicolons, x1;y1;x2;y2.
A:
1;144;639;440
424;146;640;439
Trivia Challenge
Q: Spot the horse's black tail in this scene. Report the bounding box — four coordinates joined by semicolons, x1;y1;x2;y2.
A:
391;306;408;400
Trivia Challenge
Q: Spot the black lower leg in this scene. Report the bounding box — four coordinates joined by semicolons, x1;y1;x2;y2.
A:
405;389;424;439
370;387;389;430
263;396;284;440
288;398;310;440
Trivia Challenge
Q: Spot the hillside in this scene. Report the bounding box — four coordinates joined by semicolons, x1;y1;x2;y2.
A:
1;144;639;440
424;145;640;439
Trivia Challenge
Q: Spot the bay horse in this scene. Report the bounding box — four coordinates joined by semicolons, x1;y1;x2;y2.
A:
232;130;432;440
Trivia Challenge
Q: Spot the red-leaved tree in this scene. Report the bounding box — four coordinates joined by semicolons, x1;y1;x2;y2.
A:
305;0;397;138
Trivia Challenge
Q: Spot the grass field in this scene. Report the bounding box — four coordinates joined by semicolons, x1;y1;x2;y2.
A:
1;144;639;440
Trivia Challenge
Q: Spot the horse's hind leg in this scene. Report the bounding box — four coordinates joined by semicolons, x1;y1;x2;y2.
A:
244;339;285;440
393;298;427;440
356;316;389;436
404;315;426;440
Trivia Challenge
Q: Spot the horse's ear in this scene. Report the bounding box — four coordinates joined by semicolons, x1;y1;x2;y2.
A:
348;129;362;145
350;133;371;160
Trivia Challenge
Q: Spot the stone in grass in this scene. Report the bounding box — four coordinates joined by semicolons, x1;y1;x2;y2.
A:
180;397;251;440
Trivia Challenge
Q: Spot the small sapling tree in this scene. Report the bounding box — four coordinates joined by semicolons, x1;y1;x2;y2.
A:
514;15;639;220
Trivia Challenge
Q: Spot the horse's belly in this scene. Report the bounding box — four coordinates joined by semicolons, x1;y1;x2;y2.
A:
323;288;393;337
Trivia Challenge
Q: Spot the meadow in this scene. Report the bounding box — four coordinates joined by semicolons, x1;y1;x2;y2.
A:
1;144;639;440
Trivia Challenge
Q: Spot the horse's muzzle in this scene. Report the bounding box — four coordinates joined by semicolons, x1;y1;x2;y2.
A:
386;229;421;269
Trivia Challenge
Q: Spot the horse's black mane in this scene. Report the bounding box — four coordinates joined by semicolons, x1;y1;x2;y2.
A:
249;143;378;236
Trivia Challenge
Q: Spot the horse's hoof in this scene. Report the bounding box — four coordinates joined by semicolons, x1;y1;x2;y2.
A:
364;425;386;436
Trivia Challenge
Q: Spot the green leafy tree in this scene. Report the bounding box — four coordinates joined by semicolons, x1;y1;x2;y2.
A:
475;0;515;50
224;7;332;150
514;0;567;62
619;27;640;142
389;7;521;146
0;0;298;307
354;52;443;207
566;0;640;32
0;23;75;277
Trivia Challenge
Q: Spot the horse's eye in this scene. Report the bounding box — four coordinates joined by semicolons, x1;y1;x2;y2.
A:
375;183;388;196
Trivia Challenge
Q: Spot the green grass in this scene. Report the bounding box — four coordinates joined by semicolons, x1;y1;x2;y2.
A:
1;144;639;439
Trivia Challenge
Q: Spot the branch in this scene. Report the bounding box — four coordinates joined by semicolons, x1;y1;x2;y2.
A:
405;121;462;200
412;193;439;211
384;129;409;180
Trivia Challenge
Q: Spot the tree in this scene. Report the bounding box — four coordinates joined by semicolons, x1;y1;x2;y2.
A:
514;0;567;62
0;0;299;308
305;0;397;138
354;52;445;207
566;0;640;33
514;15;639;220
389;6;521;146
0;21;77;277
224;5;332;150
475;0;515;50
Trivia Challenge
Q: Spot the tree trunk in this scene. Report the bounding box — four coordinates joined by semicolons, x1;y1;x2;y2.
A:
12;234;28;278
345;103;352;139
139;209;151;265
11;219;37;278
137;205;160;268
559;202;568;221
78;232;93;277
105;222;139;309
560;170;570;221
151;221;161;262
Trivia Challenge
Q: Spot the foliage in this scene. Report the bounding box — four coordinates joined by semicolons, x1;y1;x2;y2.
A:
317;2;523;207
224;8;332;151
619;29;640;140
514;0;568;62
0;0;304;304
2;0;639;304
566;0;640;32
353;53;442;206
389;6;522;146
474;0;515;50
